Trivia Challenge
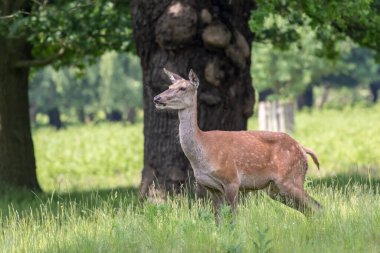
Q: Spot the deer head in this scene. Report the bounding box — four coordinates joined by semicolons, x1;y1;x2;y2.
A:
153;68;199;110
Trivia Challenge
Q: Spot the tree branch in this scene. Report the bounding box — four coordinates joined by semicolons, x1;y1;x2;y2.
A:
0;10;30;19
14;48;65;68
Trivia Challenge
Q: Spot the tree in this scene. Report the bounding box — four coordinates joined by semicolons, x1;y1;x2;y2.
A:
0;0;131;189
250;1;380;107
29;52;142;125
250;0;380;59
251;28;345;104
131;0;256;196
30;67;63;129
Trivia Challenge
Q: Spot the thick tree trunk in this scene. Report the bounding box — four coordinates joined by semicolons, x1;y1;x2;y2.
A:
131;0;255;196
0;37;40;190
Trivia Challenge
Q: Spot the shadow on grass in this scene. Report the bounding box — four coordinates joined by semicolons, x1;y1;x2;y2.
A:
0;184;139;216
1;172;379;216
310;172;380;191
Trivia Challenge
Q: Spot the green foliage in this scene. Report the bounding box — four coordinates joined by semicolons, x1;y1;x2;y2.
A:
344;47;380;86
251;39;335;99
250;0;380;59
0;0;132;67
252;32;380;99
29;52;142;121
98;51;142;112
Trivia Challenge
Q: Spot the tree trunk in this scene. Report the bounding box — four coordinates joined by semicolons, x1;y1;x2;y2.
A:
127;107;137;124
369;81;380;103
297;85;314;109
317;85;330;109
77;107;86;123
131;0;255;196
0;37;40;190
47;107;63;129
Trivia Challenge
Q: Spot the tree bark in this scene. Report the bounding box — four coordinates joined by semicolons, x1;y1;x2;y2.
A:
0;37;40;190
131;0;255;196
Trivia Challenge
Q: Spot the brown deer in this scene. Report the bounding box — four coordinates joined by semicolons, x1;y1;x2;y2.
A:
154;69;322;217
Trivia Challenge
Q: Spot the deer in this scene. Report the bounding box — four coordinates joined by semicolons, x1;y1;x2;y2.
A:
153;68;322;218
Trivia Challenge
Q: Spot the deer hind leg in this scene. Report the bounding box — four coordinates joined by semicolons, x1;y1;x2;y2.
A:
268;181;322;215
211;190;225;223
209;183;239;224
224;183;240;214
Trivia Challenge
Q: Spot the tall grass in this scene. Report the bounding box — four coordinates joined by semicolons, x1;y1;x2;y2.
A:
1;105;380;253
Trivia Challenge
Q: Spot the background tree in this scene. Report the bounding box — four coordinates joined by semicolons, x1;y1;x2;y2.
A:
250;0;380;108
0;0;131;189
30;52;142;126
250;0;380;58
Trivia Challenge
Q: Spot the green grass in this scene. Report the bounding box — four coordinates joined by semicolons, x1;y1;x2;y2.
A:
1;105;380;253
34;123;143;192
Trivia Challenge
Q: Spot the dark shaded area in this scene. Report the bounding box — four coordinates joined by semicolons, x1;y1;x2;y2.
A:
0;184;140;218
106;109;123;122
1;173;378;218
311;173;380;193
47;107;63;129
258;88;274;102
318;73;358;88
297;85;314;109
369;81;380;103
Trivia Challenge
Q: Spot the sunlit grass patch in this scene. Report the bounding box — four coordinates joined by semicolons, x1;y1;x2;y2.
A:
34;123;143;192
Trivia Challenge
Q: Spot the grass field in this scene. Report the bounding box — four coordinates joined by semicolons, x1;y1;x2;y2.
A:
1;105;380;253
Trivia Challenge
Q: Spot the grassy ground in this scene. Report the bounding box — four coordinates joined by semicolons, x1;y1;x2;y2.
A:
1;105;380;253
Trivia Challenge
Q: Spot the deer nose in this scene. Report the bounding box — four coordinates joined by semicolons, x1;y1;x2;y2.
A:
153;95;161;103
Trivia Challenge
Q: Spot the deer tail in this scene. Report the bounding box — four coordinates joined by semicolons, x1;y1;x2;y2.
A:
303;147;320;170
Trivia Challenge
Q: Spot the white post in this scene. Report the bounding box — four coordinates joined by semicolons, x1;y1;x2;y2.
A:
258;100;295;133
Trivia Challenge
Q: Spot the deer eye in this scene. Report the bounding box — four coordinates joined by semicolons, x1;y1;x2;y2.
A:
179;87;186;91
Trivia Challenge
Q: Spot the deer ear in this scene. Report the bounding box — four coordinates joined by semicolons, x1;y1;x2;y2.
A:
188;69;199;88
163;68;183;83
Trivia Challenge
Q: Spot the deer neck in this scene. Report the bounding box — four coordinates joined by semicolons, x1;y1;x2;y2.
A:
178;94;202;159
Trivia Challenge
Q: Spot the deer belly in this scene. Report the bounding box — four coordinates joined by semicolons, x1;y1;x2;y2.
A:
239;173;270;190
194;171;224;192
